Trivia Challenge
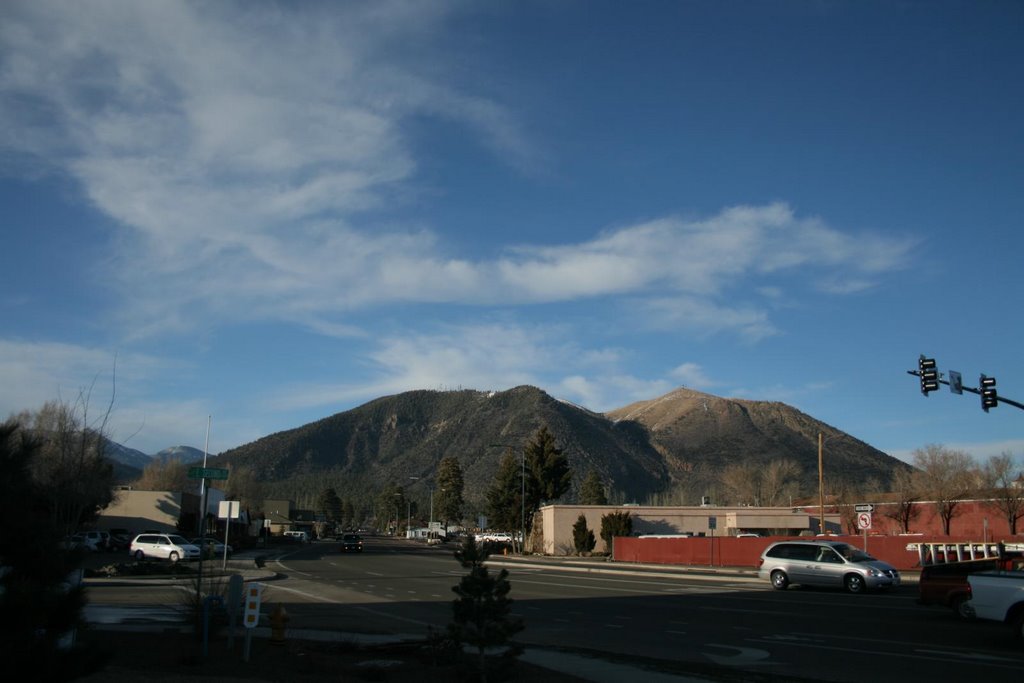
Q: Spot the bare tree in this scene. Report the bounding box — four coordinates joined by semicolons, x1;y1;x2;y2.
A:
719;462;761;506
719;458;801;507
24;391;117;536
912;444;977;535
223;464;265;514
981;451;1024;534
884;467;921;533
760;459;801;507
135;458;191;492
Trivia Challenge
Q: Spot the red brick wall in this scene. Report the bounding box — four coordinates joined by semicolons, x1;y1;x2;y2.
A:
613;501;1023;571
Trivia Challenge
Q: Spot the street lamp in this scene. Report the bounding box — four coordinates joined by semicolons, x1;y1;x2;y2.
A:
818;432;825;535
394;492;411;539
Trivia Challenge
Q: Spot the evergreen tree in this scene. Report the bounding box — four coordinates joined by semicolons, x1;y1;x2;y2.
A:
0;420;109;680
524;426;572;509
448;535;524;681
484;451;522;533
435;455;466;531
579;470;608;505
487;427;572;552
316;487;343;527
572;514;596;554
600;511;633;553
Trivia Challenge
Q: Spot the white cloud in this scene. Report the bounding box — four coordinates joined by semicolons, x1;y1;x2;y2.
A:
670;363;716;390
1;3;917;346
0;338;204;450
641;296;779;342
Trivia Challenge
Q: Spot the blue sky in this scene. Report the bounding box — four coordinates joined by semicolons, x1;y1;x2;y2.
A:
2;1;1022;465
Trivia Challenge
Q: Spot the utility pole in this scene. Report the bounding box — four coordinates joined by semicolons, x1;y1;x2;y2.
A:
818;432;825;536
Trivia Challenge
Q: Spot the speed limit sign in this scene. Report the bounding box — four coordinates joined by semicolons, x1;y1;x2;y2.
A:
857;512;872;530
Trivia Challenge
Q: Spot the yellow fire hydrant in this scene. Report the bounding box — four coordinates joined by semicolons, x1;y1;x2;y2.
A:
269;603;289;645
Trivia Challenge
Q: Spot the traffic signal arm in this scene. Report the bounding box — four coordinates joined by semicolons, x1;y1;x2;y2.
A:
906;370;1024;411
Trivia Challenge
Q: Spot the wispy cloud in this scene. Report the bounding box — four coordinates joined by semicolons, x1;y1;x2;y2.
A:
0;3;917;345
670;362;716;390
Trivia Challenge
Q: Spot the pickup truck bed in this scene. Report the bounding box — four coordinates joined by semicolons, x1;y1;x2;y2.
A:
918;557;1010;619
966;569;1024;642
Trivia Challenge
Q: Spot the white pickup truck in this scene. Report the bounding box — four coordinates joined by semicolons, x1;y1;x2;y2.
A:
966;569;1024;642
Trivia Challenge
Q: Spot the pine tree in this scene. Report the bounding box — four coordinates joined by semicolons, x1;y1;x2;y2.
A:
572;514;596;554
484;450;522;533
600;510;633;553
448;535;524;682
435;455;466;531
524;426;572;507
579;470;608;505
316;487;342;527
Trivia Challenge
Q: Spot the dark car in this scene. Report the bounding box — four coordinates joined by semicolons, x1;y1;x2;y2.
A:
107;528;132;550
340;533;363;553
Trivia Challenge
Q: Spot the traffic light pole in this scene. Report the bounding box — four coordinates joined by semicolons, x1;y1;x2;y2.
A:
906;370;1024;411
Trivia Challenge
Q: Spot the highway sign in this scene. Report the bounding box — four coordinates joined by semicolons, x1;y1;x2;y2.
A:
854;504;874;513
188;466;229;480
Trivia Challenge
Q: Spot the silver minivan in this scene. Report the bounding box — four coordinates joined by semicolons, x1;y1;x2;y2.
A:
129;533;201;563
758;540;900;593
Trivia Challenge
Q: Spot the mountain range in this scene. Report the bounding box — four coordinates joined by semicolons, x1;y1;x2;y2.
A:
104;386;910;510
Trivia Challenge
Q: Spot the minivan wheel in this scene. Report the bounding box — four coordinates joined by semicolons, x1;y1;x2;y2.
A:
770;570;789;590
168;551;180;563
844;574;865;593
134;550;145;561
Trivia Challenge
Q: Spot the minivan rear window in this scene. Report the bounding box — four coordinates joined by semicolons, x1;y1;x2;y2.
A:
767;543;818;561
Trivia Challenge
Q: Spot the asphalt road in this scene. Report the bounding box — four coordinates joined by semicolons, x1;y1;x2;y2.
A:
85;537;1024;682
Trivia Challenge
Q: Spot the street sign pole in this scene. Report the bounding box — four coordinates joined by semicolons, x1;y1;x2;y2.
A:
856;510;872;552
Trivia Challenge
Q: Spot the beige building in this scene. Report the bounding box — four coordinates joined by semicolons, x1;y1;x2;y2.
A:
535;504;834;555
95;487;225;535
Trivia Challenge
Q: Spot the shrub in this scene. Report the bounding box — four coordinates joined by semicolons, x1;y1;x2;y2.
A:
572;515;596;554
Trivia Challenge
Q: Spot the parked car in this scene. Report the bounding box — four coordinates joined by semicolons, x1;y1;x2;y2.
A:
63;532;104;552
73;530;114;552
475;532;513;544
283;530;310;543
757;540;901;593
190;537;233;557
339;533;363;553
129;533;201;563
107;528;132;550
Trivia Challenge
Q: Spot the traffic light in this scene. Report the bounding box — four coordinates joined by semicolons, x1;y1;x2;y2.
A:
919;356;939;395
980;374;997;412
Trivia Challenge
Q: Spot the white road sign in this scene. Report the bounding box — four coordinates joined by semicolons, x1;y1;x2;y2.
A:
856;512;872;530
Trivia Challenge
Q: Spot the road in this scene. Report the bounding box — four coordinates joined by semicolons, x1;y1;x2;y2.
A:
85;537;1024;682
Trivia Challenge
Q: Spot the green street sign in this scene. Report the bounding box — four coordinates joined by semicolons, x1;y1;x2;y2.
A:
188;466;229;480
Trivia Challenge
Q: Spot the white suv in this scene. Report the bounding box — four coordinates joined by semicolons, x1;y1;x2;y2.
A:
129;533;201;563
